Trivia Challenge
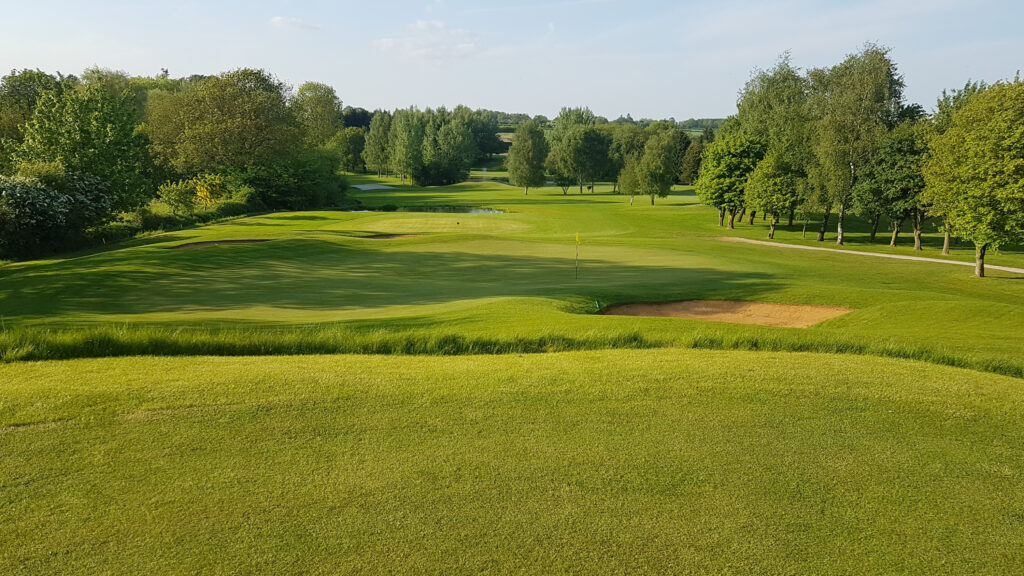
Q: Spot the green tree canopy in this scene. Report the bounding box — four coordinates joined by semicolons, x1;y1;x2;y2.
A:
362;110;391;177
291;82;342;146
695;131;765;228
506;120;549;195
745;151;800;238
146;69;300;178
809;44;905;245
16;82;149;209
328;127;366;173
923;80;1024;276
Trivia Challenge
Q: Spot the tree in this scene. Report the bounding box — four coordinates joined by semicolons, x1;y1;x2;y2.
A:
928;80;987;254
621;129;682;205
695;132;765;228
745;151;800;238
923;80;1024;277
561;126;611;193
389;108;424;184
146;69;300;178
0;69;63;145
416;111;474;186
328;127;366;173
608;124;648;192
145;69;340;209
545;144;574;195
736;54;813;224
854;121;927;247
291;82;342;146
809;45;904;245
362;110;391;177
679;139;704;185
16;82;149;209
506;120;548;195
341;106;373;129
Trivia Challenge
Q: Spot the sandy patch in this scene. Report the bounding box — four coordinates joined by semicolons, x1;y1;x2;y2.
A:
352;184;397;191
362;233;422;239
602;300;853;328
168;239;270;250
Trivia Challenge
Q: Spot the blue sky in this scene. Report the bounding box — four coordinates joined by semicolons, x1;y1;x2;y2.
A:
2;0;1021;119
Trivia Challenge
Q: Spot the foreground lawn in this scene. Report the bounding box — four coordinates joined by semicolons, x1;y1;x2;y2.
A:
3;350;1023;574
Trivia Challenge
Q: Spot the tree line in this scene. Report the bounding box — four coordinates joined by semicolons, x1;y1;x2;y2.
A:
0;67;516;258
692;45;1023;277
506;107;714;204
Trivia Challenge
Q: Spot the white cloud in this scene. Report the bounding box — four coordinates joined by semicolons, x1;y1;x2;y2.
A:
374;20;479;61
269;16;320;31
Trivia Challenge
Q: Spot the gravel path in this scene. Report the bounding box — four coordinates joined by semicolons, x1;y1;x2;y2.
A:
719;237;1024;275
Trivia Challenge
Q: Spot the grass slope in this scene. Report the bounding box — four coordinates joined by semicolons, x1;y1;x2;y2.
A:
3;350;1023;574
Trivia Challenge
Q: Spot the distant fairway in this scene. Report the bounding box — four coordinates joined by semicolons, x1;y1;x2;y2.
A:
3;350;1023;574
1;177;1023;573
0;177;1021;373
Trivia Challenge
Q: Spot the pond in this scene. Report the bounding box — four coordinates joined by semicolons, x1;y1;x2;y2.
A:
348;206;505;214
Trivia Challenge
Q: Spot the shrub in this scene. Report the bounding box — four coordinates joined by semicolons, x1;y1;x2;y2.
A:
157;180;198;216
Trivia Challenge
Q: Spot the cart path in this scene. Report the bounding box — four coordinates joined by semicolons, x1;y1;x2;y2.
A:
718;237;1024;275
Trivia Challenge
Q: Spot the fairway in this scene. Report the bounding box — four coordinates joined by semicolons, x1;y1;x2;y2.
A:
1;180;1022;375
3;350;1023;574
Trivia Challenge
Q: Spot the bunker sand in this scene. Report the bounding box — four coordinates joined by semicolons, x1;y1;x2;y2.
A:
603;300;853;328
168;239;270;250
362;233;422;239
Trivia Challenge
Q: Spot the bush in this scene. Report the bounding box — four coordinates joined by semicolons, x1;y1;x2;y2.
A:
0;172;114;258
157;180;198;216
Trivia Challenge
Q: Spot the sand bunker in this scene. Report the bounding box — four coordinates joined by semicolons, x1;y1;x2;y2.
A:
352;184;397;191
602;300;853;328
362;233;422;239
169;239;270;250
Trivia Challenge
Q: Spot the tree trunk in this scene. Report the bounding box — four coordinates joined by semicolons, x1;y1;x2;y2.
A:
817;208;831;242
748;211;757;225
788;209;795;227
718;208;725;227
762;212;767;221
630;194;634;206
650;194;655;206
942;227;951;256
912;209;925;251
975;243;987;277
728;211;736;230
524;186;529;196
869;215;880;243
738;207;746;221
768;216;778;239
836;204;847;246
889;218;904;247
579;181;584;194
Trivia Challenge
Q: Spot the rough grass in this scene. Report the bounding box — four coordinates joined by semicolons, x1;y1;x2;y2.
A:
1;324;1022;379
3;350;1023;574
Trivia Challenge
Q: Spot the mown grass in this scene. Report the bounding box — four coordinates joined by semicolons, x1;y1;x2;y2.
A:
3;350;1023;574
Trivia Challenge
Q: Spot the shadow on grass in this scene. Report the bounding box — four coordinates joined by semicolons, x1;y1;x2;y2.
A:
0;239;778;320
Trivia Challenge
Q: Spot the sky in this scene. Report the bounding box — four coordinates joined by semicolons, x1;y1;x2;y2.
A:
1;0;1021;119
